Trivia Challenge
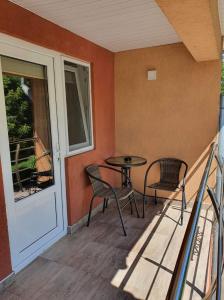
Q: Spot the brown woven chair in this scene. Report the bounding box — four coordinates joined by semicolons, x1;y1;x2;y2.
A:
86;164;140;236
143;158;188;224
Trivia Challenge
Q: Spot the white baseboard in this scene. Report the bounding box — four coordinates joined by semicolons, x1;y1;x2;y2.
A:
67;200;113;235
0;272;15;291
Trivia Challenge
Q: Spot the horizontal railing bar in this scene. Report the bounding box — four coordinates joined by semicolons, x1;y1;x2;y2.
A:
13;178;30;184
11;156;34;163
12;167;32;173
10;146;34;153
166;143;216;300
9;137;36;145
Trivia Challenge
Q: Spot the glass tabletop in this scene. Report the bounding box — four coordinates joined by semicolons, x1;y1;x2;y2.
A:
106;155;147;168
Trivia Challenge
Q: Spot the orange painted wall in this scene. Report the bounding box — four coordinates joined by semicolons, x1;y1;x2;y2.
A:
115;43;221;201
0;0;115;279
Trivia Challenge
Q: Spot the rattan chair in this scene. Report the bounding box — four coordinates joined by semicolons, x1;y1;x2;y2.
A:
86;164;140;236
143;158;188;224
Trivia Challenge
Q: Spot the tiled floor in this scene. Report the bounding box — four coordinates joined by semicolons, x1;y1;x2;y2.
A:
0;197;213;300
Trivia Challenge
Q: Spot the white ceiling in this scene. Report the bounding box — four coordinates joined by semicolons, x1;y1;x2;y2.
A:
10;0;224;52
10;0;181;52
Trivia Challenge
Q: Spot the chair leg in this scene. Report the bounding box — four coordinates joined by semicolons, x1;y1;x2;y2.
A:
102;198;106;213
180;190;184;226
183;189;187;209
87;195;95;226
105;198;109;208
130;197;133;215
115;196;127;236
142;193;145;218
155;190;158;205
132;193;140;218
142;184;147;218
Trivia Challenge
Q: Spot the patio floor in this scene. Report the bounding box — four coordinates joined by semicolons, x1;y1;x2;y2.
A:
0;197;213;300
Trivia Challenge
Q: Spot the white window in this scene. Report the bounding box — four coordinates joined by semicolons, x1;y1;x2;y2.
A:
63;58;94;155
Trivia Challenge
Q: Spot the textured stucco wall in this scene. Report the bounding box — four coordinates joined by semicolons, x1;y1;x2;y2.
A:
155;0;221;61
0;0;115;279
115;43;221;201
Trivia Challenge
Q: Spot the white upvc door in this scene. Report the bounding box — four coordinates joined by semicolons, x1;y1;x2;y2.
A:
0;41;66;272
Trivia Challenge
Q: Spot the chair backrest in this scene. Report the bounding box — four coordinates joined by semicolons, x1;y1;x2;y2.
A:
159;158;188;185
85;164;105;194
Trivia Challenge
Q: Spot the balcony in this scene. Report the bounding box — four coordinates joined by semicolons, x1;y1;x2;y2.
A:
0;195;215;299
0;1;223;300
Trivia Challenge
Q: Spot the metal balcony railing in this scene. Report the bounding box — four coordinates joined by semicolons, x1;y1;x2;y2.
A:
10;137;36;191
166;143;224;300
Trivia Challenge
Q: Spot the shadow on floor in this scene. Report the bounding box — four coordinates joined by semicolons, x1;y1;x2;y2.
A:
0;196;213;300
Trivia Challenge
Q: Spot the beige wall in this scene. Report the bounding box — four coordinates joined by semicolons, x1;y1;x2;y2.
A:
115;43;221;201
155;0;221;61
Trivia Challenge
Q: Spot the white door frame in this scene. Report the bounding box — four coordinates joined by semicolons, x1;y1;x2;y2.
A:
0;33;70;272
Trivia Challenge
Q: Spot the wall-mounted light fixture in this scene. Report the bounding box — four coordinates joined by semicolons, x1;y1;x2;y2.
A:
147;69;157;80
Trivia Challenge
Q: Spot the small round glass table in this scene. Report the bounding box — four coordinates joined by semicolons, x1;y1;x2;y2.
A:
105;155;147;187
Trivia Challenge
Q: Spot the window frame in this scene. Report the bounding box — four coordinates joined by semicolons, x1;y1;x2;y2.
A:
62;56;94;156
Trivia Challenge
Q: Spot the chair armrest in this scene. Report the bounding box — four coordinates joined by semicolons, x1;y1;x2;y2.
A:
98;164;132;187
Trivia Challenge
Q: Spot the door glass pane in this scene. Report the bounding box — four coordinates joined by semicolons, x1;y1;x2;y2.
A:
1;56;54;201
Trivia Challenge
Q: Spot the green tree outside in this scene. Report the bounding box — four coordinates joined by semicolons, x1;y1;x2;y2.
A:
3;75;35;179
3;75;33;141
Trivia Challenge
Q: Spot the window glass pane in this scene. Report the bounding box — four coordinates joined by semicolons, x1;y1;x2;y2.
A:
65;70;87;146
1;56;54;201
64;61;92;152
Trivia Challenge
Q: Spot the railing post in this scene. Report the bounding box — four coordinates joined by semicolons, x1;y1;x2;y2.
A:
216;95;224;202
212;94;224;299
166;144;216;300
